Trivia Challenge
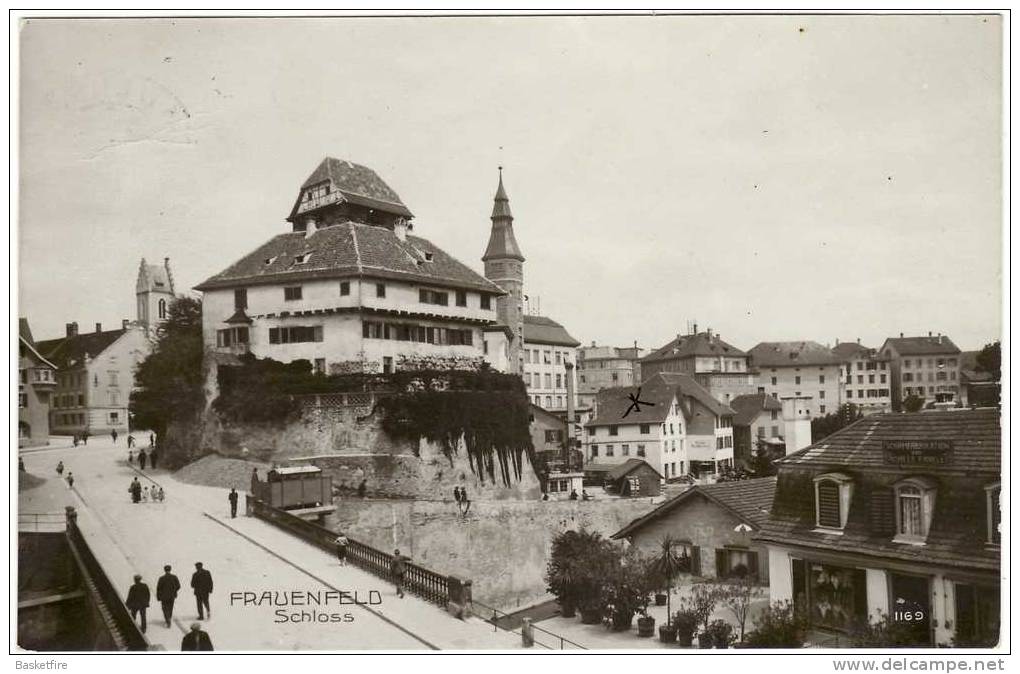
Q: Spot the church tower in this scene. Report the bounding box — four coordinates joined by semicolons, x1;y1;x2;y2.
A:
136;257;176;334
482;168;525;375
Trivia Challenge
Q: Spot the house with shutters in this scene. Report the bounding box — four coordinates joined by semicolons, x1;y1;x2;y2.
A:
638;328;756;405
748;340;845;418
612;476;777;583
879;333;962;411
196;158;507;375
756;408;1000;646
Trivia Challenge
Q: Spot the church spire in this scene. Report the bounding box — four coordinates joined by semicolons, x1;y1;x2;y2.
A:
483;167;524;262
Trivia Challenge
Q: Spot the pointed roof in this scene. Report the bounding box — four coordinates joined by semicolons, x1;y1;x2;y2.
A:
137;258;175;295
482;168;524;262
287;157;413;221
19;318;57;369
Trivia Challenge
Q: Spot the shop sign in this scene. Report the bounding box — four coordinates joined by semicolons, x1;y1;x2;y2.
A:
883;440;953;466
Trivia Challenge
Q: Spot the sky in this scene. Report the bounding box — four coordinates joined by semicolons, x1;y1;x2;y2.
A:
17;14;1003;353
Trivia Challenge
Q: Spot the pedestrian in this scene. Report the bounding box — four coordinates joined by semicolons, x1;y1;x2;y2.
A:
129;477;142;504
82;430;89;446
56;461;64;475
156;565;181;628
181;622;214;651
127;434;135;448
142;486;149;503
149;433;155;448
111;429;118;444
150;449;158;470
250;468;260;494
128;450;134;465
542;492;549;501
125;574;150;633
390;549;408;598
139;450;147;471
66;473;74;489
459;485;470;514
453;486;461;504
18;457;25;472
569;489;578;501
357;479;367;498
228;488;239;518
334;533;349;566
72;435;79;448
156;487;165;502
191;562;213;620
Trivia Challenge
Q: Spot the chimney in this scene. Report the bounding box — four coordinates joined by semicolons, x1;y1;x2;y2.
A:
305;216;317;238
707;327;713;338
591;340;596;347
393;218;407;242
900;332;904;338
95;322;102;334
693;322;698;335
564;361;576;468
633;340;637;348
122;319;130;329
928;331;932;337
66;322;78;337
856;337;861;344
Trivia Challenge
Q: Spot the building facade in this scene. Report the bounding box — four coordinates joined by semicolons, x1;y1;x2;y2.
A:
730;393;784;468
18;319;57;446
575;342;646;408
757;409;1000;647
748;341;844;417
639;329;756;405
196;158;505;375
879;334;962;411
522;315;580;411
832;341;892;415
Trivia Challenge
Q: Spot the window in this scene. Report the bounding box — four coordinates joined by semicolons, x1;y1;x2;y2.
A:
544;430;562;443
639;424;650;434
556;395;563;407
820;405;826;414
904;359;912;368
158;299;167;319
770;410;779;421
591;445;599;457
293;253;310;264
18;393;27;408
284;286;303;301
605;444;614;457
480;294;491;310
986;484;1001;545
608;425;618;436
819;390;825;400
545;396;552;407
758;387;766;394
903;372;913;382
757;426;766;438
234;288;248;310
543;351;551;365
799;561;867;631
622;444;630;456
524;350;531;364
771;377;777;386
716;548;758;579
269;325;323;343
819;375;825;384
109;371;119;386
109;412;119;424
93;375;98;387
814;473;853;530
376;283;386;298
419;288;449;305
555;374;562;388
954;583;1000;647
868;374;875;384
544;373;552;388
456;290;467;307
637;445;645;457
795;376;801;385
217;326;250;347
555;351;562;365
771;425;779;437
340;281;350;296
895;483;928;540
611;372;618;382
314;358;326;375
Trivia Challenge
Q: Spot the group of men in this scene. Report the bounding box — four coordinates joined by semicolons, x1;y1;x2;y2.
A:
128;447;158;470
124;562;215;650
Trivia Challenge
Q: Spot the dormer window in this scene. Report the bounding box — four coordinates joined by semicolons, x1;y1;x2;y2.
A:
265;256;277;266
293;253;311;265
893;477;937;544
986;483;1001;545
814;472;853;531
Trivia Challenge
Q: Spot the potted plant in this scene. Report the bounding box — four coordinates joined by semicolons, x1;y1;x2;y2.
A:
705;619;735;648
672;607;699;647
601;551;654;632
743;600;808;648
546;529;604;621
658;623;678;644
648;536;687;631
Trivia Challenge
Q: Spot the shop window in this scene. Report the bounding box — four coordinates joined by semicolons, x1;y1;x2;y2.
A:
954;583;1000;647
795;561;868;632
986;484;1001;545
893;477;936;543
814;472;853;531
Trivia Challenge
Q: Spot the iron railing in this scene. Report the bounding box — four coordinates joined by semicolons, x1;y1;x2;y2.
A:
472;599;586;650
17;512;67;532
247;495;455;608
64;509;149;651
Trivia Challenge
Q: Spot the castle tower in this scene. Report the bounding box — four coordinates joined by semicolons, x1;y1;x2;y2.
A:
482;168;525;375
136;257;176;333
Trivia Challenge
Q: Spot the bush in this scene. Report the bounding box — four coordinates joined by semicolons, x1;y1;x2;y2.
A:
743;600;807;648
672;606;700;644
546;529;617;620
602;552;655;630
705;619;735;648
849;612;928;648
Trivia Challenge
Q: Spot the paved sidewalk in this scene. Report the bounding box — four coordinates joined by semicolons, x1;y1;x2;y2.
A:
18;439;518;651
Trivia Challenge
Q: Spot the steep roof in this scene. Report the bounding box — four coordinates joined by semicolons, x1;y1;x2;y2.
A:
777;408;1000;474
758;408;1000;573
588;384;676;426
881;335;961;356
749;341;842;368
137;258;175;294
613;476;777;539
642;332;747;362
832;342;872;359
653;372;736;418
730;393;783;426
522;315;580;347
36;329;128;369
195;222;503;294
482;171;524;262
288;157;413;220
19;318;57;369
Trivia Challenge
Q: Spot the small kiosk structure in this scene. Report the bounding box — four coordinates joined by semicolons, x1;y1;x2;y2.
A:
252;465;334;521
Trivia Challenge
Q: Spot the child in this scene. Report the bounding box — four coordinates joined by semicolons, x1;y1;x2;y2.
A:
142;486;149;503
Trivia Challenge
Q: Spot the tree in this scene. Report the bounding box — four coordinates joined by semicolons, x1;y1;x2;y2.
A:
649;536;687;626
743;600;807;648
811;403;863;442
129;296;205;440
902;394;925;413
976;341;1001;382
717;574;761;642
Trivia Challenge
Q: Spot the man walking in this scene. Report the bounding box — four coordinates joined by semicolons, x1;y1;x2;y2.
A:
66;473;74;489
82;430;89;446
56;461;64;476
228;488;239;518
139;450;147;471
111;429;118;443
149;432;155;448
129;477;142;504
191;562;213;620
156;565;181;628
127;433;135;448
390;549;408;598
126;574;151;633
181;623;214;651
150;448;158;470
334;533;349;566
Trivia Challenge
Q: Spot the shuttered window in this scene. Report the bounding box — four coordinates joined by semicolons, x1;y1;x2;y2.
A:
817;480;842;528
869;487;896;536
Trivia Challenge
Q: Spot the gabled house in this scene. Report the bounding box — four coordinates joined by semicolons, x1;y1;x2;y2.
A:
748;341;844;418
756;408;1000;646
879;334;962;411
613;477;777;582
18;318;57;446
639;328;756;405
